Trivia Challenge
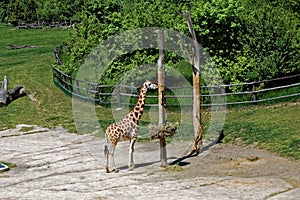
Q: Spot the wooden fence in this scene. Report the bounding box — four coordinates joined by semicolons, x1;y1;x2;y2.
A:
52;65;300;108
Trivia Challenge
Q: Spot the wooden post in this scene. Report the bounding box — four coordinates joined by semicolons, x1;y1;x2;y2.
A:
252;84;257;103
76;80;80;95
183;11;203;155
0;76;8;106
221;86;226;106
115;85;122;108
157;29;167;167
69;77;73;92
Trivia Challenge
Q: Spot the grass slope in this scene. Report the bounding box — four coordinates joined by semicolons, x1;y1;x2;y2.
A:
0;24;74;131
224;103;300;159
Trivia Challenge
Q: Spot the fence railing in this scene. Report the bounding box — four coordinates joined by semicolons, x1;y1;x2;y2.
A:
52;65;300;108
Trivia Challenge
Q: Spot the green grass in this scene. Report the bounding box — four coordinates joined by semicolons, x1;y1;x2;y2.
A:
224;102;300;159
0;24;299;160
0;24;75;131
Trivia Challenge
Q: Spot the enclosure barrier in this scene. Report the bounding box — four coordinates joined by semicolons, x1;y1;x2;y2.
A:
52;65;300;108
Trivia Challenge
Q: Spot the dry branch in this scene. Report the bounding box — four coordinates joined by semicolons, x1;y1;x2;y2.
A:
8;44;37;50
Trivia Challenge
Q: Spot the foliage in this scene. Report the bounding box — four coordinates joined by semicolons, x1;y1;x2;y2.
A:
2;0;299;90
186;0;243;77
0;0;38;25
0;0;83;24
36;0;83;22
228;0;300;88
59;0;190;86
59;0;299;89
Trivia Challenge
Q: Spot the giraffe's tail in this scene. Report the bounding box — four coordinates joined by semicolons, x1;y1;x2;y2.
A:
104;132;109;156
104;144;108;156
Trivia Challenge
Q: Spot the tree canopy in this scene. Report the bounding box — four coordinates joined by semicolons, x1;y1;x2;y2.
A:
1;0;299;88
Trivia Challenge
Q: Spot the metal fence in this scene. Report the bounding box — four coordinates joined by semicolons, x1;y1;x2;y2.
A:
52;65;300;108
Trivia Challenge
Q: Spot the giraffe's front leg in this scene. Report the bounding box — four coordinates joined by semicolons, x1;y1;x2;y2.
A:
128;138;136;170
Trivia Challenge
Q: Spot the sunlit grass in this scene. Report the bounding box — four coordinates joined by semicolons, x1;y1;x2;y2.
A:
0;24;74;131
224;102;300;159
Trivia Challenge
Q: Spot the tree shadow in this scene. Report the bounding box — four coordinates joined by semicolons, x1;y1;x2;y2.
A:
119;130;224;170
170;130;224;166
118;156;185;171
118;160;161;171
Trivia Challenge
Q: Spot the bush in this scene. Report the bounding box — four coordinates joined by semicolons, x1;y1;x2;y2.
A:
52;0;299;90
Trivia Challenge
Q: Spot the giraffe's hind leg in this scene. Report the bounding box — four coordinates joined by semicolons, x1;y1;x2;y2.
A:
105;135;119;173
110;144;119;173
104;145;110;173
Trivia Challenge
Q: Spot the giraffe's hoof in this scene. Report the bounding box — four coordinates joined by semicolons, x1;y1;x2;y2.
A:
106;167;110;173
128;164;135;171
112;168;119;173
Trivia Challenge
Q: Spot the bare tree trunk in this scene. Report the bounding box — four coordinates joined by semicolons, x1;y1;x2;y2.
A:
0;76;8;106
183;11;203;155
0;76;26;107
157;29;167;167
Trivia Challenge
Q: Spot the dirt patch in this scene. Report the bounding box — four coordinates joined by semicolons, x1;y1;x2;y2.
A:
169;143;300;187
129;140;300;192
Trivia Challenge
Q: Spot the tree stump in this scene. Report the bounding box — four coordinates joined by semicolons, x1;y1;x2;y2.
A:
0;76;26;107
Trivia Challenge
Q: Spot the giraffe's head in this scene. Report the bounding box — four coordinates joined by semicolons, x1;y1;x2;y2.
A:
143;80;158;90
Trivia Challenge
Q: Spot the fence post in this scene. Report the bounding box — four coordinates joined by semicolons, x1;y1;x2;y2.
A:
69;77;73;92
63;75;68;91
252;84;257;103
75;80;80;95
115;85;122;109
221;86;226;105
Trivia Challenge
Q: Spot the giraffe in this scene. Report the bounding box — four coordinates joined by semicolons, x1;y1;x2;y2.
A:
104;80;158;173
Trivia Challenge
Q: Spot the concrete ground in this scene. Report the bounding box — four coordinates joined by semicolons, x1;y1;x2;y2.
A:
1;125;299;199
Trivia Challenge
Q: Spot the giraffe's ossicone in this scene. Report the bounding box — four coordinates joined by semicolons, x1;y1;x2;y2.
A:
104;80;158;173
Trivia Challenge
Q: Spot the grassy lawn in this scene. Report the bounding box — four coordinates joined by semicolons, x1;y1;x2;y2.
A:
224;103;300;159
0;24;74;131
0;24;299;160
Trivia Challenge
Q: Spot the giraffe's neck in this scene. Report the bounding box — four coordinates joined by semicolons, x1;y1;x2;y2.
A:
127;85;147;124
